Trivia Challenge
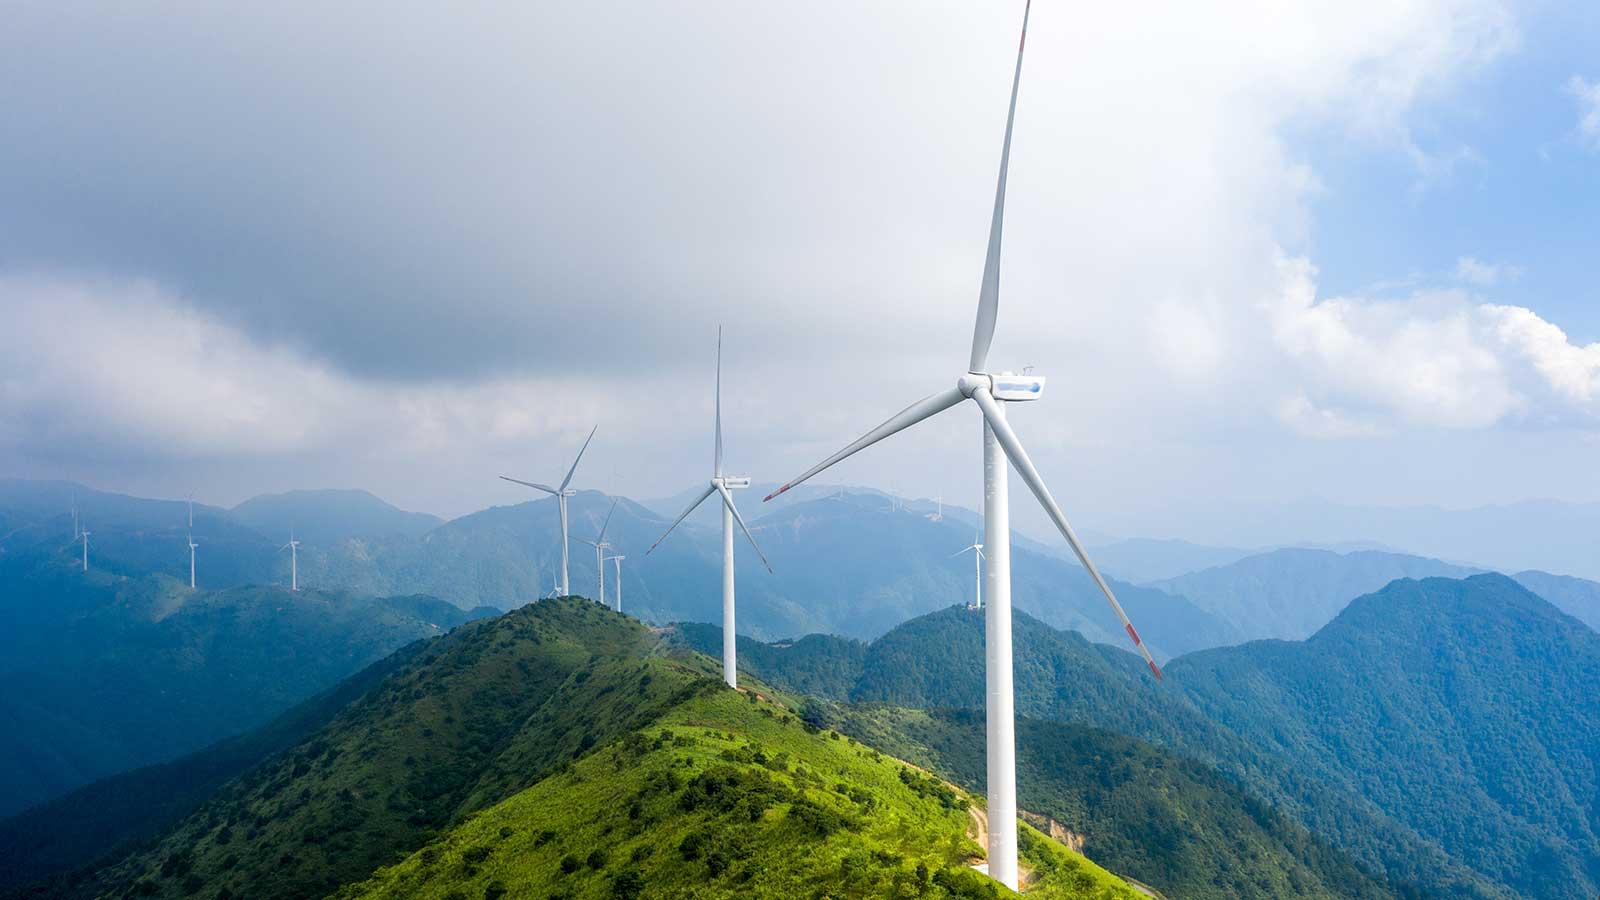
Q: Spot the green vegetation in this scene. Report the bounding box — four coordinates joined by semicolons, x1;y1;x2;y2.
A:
669;622;866;700
69;599;710;900
0;641;430;893
0;554;480;819
838;707;1393;900
336;688;1140;900
761;575;1598;899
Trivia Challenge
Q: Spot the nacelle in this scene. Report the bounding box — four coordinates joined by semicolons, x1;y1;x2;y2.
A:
720;476;752;489
990;373;1045;402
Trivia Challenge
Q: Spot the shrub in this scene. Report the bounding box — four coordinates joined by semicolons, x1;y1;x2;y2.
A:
559;854;581;874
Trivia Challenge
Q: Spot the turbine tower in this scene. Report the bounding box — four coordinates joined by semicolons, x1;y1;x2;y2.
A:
649;329;772;689
604;553;626;612
501;425;598;598
579;499;618;605
953;532;984;610
70;492;79;541
80;526;90;572
187;495;198;590
763;3;1160;888
281;530;301;592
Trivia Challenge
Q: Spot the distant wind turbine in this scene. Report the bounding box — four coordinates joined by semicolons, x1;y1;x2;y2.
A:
928;495;945;522
579;499;619;605
604;553;626;612
952;532;984;610
281;530;301;592
70;492;79;541
80;525;90;572
187;496;199;590
649;329;772;689
500;425;598;599
763;3;1159;888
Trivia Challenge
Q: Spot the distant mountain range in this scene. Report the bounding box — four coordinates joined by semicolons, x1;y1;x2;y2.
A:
0;550;489;817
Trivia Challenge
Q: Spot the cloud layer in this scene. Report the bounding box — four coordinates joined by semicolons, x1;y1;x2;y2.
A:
4;0;1594;520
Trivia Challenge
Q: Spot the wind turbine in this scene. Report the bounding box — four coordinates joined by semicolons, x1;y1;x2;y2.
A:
579;499;618;605
953;532;984;610
604;553;626;612
186;496;199;590
648;329;772;689
80;525;90;571
762;3;1160;888
927;495;945;522
70;492;79;541
500;425;598;599
281;530;301;592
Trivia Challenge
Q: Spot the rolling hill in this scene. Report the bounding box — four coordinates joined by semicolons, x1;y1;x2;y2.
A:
41;598;1143;900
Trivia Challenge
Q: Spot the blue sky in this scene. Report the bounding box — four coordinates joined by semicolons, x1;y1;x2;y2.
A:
1306;2;1598;338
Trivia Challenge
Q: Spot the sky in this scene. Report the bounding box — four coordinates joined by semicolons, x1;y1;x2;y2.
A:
2;1;1598;542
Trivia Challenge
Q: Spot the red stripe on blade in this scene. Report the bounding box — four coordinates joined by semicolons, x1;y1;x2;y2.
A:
1148;660;1164;680
1125;623;1143;646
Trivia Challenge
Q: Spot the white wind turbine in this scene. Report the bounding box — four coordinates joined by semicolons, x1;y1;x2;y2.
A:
953;531;984;610
500;425;598;598
763;2;1160;888
281;530;301;592
186;495;198;590
579;499;619;605
604;553;626;612
649;329;772;689
80;525;90;572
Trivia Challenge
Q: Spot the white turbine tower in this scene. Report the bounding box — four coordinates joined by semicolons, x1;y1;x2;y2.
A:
500;425;598;598
763;3;1160;888
927;496;945;522
953;532;984;610
80;525;90;572
604;553;626;612
186;495;198;590
649;329;772;689
281;530;301;592
580;499;619;605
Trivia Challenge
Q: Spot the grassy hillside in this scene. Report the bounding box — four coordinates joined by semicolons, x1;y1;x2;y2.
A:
69;599;701;900
838;707;1394;900
710;603;1509;898
49;598;1145;900
335;687;1140;900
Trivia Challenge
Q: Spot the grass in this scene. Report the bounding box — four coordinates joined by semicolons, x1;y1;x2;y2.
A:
335;686;1141;900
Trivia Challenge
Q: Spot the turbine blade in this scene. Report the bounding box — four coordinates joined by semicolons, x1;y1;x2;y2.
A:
559;425;598;491
597;498;619;542
764;387;966;501
647;483;717;554
717;484;773;573
968;0;1032;374
714;327;724;477
971;388;1163;679
500;475;560;494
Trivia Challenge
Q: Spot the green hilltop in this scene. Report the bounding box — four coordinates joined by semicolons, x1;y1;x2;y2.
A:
47;599;1143;900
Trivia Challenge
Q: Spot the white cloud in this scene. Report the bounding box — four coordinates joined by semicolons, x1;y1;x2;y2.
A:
1569;75;1600;149
1454;256;1522;286
1262;256;1600;436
